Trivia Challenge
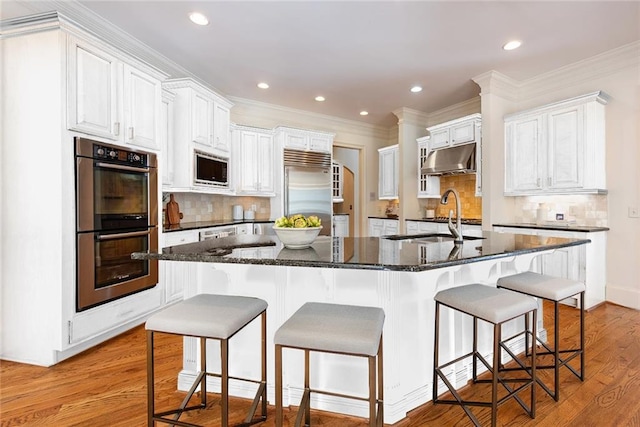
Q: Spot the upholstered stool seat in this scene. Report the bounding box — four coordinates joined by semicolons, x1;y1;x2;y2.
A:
433;284;538;427
146;294;268;427
274;302;385;427
497;271;586;401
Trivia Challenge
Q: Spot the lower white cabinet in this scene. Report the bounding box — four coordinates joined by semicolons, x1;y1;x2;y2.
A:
492;225;606;309
368;218;399;237
405;220;447;235
333;214;349;237
161;230;199;303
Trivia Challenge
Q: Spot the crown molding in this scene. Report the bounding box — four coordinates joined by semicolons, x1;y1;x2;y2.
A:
425;97;481;127
472;70;520;102
163;78;234;108
518;40;640;101
392;108;430;127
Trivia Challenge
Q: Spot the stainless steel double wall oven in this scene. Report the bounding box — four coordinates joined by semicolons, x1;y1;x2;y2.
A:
75;137;158;311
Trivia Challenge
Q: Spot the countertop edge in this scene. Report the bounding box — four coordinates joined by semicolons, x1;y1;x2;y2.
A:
493;223;609;233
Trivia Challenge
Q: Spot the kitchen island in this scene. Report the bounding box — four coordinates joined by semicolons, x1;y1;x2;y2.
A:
134;231;589;424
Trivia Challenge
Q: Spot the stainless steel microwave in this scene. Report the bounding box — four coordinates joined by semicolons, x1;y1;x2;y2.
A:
194;150;229;187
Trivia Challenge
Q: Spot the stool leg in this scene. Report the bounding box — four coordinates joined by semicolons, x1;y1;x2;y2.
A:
261;311;268;418
491;322;499;427
305;349;311;427
531;308;537;419
200;337;207;407
472;316;478;381
221;338;229;427
368;355;376;427
147;330;154;427
554;301;560;401
275;344;283;427
377;335;384;427
580;292;585;381
433;301;440;401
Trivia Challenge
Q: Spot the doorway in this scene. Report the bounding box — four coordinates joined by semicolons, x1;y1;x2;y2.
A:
333;146;360;237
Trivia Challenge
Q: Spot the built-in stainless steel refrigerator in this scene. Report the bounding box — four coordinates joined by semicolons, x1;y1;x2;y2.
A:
283;149;332;236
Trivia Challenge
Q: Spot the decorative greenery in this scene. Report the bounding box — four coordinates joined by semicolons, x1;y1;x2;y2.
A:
275;214;322;228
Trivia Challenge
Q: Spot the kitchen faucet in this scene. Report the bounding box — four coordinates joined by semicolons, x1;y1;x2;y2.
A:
440;188;463;244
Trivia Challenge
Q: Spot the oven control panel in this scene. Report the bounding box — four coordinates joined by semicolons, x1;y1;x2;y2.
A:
93;144;147;166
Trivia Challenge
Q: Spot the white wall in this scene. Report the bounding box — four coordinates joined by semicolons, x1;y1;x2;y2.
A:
475;41;640;310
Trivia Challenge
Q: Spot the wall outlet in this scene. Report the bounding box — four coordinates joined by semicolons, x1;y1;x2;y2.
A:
629;206;639;218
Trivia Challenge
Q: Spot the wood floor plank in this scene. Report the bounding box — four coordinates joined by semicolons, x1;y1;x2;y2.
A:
2;301;640;426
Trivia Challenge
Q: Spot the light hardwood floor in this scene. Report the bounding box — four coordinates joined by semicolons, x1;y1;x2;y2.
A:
1;301;639;426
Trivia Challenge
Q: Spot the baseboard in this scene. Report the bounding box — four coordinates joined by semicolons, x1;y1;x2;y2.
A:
606;284;640;310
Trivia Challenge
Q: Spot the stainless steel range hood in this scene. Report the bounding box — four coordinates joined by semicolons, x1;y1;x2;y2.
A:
420;143;476;175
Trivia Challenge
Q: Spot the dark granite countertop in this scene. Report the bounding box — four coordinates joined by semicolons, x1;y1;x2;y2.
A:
133;231;590;273
163;219;274;233
493;223;609;233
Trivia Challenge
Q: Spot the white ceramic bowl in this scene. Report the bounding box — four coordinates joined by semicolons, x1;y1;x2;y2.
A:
273;226;322;249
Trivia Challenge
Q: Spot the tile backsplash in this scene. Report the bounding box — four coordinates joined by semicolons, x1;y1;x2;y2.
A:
161;193;271;224
514;194;608;226
418;174;482;219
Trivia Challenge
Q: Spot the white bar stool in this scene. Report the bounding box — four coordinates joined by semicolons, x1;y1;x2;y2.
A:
433;284;538;427
274;302;385;427
497;271;585;401
146;294;268;427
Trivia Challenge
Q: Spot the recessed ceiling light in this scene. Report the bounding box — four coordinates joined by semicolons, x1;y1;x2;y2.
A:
503;40;522;51
189;12;209;26
410;86;423;93
360;111;369;116
315;96;325;102
257;82;269;89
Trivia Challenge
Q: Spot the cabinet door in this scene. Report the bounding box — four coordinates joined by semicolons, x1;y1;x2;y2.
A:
160;92;173;185
368;219;384;237
309;135;331;153
212;102;230;153
505;115;544;193
332;162;344;202
547;105;583;190
67;38;119;140
237;130;259;192
450;121;476;145
191;92;212;147
417;140;440;198
283;132;308;150
378;147;398;200
257;133;274;193
383;220;399;236
123;64;161;149
429;128;450;149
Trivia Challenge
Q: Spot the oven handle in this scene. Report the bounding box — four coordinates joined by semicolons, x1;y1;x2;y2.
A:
96;162;150;174
97;229;152;241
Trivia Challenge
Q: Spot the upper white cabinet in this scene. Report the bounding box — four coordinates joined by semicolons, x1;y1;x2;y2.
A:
416;136;441;198
332;161;344;202
426;113;481;149
378;145;398;200
160;89;175;186
232;125;275;196
504;92;608;196
67;36;162;150
424;113;482;196
162;78;234;193
276;127;334;153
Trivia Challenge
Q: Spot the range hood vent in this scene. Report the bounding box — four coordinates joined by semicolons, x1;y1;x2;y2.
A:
421;143;476;176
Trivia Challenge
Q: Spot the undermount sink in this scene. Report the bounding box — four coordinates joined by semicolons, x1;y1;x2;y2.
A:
383;233;485;243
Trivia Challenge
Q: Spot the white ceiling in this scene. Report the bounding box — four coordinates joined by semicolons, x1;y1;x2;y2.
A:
3;1;639;127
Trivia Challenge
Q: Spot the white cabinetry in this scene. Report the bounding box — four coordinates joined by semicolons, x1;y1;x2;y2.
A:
160;90;175;186
276;127;334;153
504;92;608;195
492;225;606;309
368;218;399;237
378;145;398;200
232;125;275;196
416;137;441;198
424;114;482;195
405;220;447;235
161;230;199;304
333;214;349;237
162;78;234;193
67;36;162;149
332;161;344;202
